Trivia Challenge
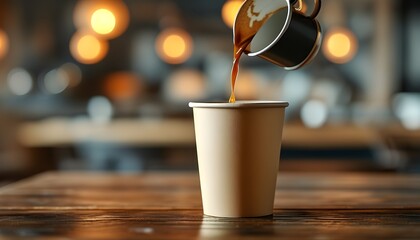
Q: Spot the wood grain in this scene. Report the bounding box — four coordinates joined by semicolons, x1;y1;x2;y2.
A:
0;172;419;239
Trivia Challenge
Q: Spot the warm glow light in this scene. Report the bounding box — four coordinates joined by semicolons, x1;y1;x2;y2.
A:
73;0;129;39
323;27;358;64
222;0;243;28
0;29;9;59
103;72;142;101
163;35;186;58
70;32;108;64
78;35;101;59
156;28;193;64
328;34;351;57
165;69;206;101
235;70;260;100
91;8;116;35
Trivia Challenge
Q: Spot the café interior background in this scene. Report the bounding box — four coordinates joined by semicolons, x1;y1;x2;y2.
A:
1;0;420;182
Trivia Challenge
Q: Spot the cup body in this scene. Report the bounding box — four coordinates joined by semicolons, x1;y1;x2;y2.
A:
189;101;288;217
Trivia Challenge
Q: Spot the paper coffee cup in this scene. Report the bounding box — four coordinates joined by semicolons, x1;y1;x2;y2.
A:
189;101;288;217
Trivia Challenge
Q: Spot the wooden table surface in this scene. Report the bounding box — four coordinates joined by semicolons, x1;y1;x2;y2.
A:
0;171;419;239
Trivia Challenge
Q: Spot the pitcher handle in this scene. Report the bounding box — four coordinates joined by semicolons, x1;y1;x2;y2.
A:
293;0;321;19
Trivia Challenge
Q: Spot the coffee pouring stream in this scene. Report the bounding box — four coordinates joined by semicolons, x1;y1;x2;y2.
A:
229;0;322;103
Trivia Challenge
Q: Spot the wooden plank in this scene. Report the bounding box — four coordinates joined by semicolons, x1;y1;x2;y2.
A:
3;172;420;191
0;172;419;210
0;209;419;239
1;172;420;239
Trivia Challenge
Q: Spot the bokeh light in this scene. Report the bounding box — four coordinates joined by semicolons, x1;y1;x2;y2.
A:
165;69;206;101
73;0;129;39
235;70;260;100
0;29;9;59
280;71;312;113
301;99;328;128
58;63;82;87
323;27;358;64
91;8;116;35
222;0;243;28
103;72;143;101
87;96;114;124
393;93;420;130
43;69;69;94
7;68;33;96
155;28;193;64
70;32;108;64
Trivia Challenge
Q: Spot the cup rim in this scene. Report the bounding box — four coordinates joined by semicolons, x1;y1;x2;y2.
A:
189;100;289;108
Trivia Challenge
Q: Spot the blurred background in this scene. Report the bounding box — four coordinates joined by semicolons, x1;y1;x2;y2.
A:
1;0;420;184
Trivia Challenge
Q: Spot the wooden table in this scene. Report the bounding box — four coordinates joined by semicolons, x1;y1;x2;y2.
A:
0;172;419;239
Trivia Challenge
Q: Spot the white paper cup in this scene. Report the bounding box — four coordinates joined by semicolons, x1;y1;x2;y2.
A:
189;101;288;217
